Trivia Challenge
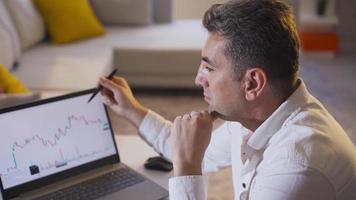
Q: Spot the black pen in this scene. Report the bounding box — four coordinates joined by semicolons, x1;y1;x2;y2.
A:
87;69;117;103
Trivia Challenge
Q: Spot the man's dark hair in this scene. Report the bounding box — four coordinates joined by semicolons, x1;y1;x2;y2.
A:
203;0;300;96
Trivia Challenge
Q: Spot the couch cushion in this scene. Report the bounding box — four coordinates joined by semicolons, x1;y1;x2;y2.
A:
33;0;105;44
0;65;29;93
13;36;114;91
4;0;46;50
0;0;21;70
91;0;153;25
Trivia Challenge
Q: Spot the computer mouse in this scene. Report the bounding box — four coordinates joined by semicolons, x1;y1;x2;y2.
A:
144;156;173;172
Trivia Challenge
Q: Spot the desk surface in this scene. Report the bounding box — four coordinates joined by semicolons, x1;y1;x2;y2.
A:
114;135;172;190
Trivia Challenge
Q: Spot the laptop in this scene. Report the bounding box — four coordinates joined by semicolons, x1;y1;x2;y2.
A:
0;89;169;200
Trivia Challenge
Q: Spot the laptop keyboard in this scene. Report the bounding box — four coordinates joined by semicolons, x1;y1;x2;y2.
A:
34;167;146;200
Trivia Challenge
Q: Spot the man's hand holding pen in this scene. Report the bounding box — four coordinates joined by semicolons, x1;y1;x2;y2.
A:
98;76;148;128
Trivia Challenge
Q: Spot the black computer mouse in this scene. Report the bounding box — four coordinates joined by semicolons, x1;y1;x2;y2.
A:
144;156;173;172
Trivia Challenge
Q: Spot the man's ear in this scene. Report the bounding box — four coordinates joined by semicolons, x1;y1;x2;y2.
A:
243;68;267;101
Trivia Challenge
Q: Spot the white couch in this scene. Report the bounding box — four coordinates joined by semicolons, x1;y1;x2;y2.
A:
0;0;207;93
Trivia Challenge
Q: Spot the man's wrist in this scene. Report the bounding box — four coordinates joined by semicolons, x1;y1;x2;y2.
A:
173;161;202;176
126;103;148;128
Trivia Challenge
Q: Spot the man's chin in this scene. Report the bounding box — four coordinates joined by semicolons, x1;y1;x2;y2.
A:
208;108;232;121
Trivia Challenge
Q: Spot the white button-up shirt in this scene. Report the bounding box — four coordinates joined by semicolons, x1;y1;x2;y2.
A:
138;80;356;200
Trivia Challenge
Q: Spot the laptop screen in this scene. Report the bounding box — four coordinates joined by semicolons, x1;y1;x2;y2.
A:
0;90;118;194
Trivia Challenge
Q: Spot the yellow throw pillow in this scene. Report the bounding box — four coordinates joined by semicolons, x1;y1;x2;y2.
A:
33;0;105;44
0;65;29;94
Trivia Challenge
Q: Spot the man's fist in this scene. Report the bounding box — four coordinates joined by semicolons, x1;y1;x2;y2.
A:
171;110;215;176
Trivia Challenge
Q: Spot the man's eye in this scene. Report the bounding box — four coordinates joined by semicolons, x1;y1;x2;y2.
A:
203;66;213;72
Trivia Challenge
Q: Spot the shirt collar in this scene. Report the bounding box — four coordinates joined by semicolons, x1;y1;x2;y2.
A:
247;79;311;150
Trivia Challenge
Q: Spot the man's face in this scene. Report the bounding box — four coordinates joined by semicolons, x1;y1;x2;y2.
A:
195;33;247;121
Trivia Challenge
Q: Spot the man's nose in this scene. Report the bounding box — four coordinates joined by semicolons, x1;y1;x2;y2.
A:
195;69;208;88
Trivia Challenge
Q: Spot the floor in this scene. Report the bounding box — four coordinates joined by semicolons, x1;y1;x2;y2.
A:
109;52;356;200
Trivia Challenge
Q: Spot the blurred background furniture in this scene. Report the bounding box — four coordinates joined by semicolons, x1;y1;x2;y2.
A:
298;0;339;58
0;0;207;93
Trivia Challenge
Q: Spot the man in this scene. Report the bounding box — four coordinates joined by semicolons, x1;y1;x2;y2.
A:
99;0;356;199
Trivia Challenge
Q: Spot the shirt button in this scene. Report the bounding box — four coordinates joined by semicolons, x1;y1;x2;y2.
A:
240;191;247;200
242;183;246;188
240;192;247;200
